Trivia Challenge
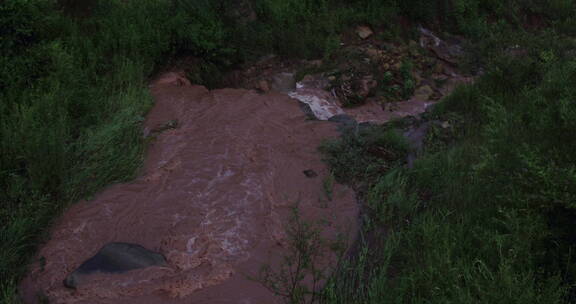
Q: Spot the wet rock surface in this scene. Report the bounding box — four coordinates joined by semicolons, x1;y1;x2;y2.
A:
285;27;474;124
225;27;473;126
356;25;374;39
20;72;358;304
64;243;167;289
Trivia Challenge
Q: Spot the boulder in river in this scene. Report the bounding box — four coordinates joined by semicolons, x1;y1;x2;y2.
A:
64;242;167;289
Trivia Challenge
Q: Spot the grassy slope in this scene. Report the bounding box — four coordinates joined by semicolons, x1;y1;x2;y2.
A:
2;0;576;303
320;8;576;304
0;1;230;302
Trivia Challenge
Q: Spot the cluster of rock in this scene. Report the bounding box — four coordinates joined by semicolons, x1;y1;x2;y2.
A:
223;25;472;125
226;26;472;125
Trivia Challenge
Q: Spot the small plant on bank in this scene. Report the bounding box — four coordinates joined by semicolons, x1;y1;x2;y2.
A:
322;173;335;201
400;59;416;99
256;207;346;304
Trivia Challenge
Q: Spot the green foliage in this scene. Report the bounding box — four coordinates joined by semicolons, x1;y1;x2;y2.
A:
336;0;399;28
319;126;408;185
399;59;415;99
232;0;345;59
322;233;400;304
0;0;235;300
367;169;419;225
398;0;441;23
257;207;344;304
3;0;576;302
322;173;335;202
0;0;59;92
319;7;576;302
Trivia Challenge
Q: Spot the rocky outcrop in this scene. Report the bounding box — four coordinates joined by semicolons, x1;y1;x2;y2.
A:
356;25;374;39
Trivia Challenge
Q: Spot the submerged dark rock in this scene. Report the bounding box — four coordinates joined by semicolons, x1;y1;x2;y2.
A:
303;169;318;178
64;242;166;289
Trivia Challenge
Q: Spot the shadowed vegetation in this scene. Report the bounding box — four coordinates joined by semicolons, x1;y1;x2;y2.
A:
2;0;576;302
320;22;576;304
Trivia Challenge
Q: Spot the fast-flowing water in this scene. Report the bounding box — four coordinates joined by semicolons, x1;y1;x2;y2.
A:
20;72;359;304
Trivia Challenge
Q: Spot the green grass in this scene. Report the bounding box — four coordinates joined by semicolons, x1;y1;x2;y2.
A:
320;126;409;187
3;0;576;302
0;0;232;301
319;21;576;304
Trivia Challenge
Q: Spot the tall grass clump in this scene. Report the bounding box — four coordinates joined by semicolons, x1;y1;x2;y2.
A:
0;0;233;301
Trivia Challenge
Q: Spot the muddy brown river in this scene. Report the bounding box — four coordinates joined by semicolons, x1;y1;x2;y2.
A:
20;73;359;304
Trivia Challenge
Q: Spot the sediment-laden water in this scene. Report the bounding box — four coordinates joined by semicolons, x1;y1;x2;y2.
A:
20;72;358;304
